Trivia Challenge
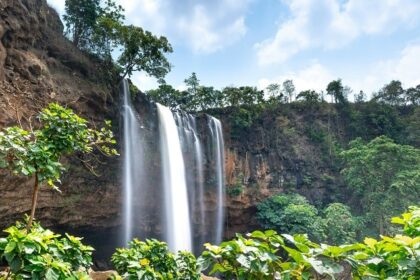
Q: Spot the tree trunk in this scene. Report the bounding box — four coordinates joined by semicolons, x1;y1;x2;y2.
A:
379;215;384;236
26;173;39;230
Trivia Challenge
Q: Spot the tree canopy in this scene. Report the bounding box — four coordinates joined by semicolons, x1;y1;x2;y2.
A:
340;136;420;235
64;0;172;81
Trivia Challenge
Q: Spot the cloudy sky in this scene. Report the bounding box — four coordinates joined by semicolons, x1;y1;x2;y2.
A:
47;0;420;95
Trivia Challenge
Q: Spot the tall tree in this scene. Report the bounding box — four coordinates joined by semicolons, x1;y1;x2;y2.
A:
296;90;321;104
373;80;406;106
354;90;366;103
147;83;182;109
64;0;172;82
283;80;296;103
265;83;285;104
340;136;420;235
326;79;347;104
64;0;101;48
405;85;420;106
117;25;172;80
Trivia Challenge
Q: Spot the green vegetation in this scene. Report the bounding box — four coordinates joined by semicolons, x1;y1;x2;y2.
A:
0;220;93;279
200;207;420;280
0;208;418;279
322;203;359;245
256;194;323;241
0;103;117;229
63;0;172;81
147;73;264;112
340;136;420;235
256;194;359;244
111;239;200;279
256;134;420;242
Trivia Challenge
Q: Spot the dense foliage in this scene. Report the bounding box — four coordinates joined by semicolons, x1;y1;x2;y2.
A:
0;103;117;228
256;194;323;241
0;220;93;280
147;73;264;112
257;194;359;244
111;239;201;280
200;206;420;280
340;136;420;235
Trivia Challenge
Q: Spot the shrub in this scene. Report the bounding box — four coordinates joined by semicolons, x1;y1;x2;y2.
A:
322;203;359;245
111;239;200;280
256;194;323;241
199;230;348;279
200;207;420;280
0;220;93;279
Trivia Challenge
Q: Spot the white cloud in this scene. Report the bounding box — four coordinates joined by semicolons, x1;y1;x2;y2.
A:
47;0;65;14
177;6;246;53
352;43;420;93
47;0;250;54
258;43;420;97
256;0;420;65
116;0;249;54
131;72;158;92
258;63;335;93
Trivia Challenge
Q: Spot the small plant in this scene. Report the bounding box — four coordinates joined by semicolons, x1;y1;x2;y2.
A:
227;185;244;197
0;219;93;279
111;239;201;280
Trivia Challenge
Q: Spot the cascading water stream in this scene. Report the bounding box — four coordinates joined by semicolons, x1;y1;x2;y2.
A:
174;111;206;249
157;104;192;252
122;80;144;246
209;117;225;245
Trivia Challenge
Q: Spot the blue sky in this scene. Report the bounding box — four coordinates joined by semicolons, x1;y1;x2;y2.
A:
47;0;420;96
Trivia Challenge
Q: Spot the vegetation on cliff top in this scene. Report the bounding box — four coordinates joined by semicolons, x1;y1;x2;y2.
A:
63;0;172;84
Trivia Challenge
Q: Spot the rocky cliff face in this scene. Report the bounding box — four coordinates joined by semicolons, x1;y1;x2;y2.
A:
0;0;122;232
215;105;351;237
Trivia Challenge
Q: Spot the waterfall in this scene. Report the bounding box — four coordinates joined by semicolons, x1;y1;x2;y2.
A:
173;111;206;249
121;83;225;252
157;104;192;252
121;80;144;245
209;117;225;245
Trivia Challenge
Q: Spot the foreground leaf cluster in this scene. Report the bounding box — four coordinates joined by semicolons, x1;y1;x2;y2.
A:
0;207;418;279
0;220;93;280
200;206;420;280
111;239;200;280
